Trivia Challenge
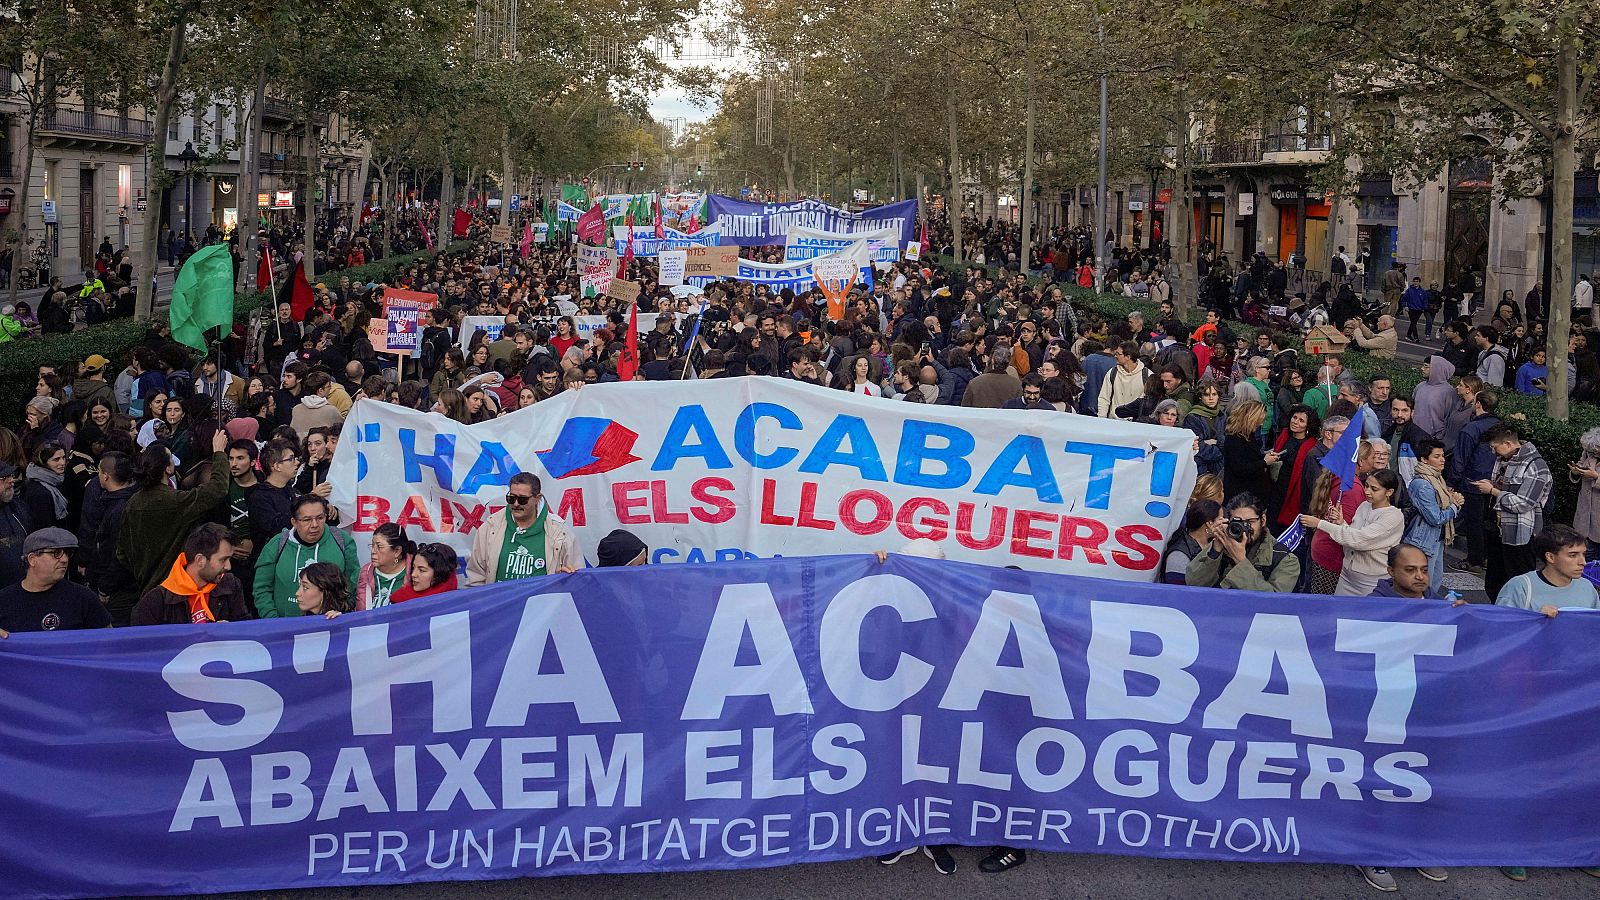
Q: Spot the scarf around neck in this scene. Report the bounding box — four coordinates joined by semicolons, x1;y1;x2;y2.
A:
25;463;67;519
1413;462;1458;546
161;552;220;624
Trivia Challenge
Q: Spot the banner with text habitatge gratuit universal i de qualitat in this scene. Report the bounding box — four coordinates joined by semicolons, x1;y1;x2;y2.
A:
705;196;918;248
325;379;1197;574
2;554;1599;899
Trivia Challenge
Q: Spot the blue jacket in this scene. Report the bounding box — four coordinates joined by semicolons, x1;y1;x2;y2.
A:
1403;476;1458;554
1447;413;1500;488
1402;285;1431;311
1184;409;1227;476
1080;352;1117;414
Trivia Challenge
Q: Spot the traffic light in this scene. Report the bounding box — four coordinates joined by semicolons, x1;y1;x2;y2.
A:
695;165;703;176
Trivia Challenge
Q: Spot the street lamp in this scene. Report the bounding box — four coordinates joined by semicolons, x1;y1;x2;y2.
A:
178;140;199;239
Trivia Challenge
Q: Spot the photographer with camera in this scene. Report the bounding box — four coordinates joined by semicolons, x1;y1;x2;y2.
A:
1184;493;1301;592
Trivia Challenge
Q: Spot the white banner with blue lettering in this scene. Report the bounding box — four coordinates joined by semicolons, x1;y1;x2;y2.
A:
784;225;901;264
684;242;873;291
610;224;723;258
706;196;918;247
325;379;1194;574
2;554;1597;899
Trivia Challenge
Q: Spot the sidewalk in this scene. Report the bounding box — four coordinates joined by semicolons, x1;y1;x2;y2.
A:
3;265;179;311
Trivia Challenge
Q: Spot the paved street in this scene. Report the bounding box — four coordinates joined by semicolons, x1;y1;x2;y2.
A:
180;851;1600;900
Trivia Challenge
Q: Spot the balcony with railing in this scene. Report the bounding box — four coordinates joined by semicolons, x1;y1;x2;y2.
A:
257;151;312;174
1262;131;1333;161
1192;140;1263;166
38;105;151;143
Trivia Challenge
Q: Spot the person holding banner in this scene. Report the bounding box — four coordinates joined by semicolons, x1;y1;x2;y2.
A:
465;473;580;586
391;542;459;602
252;495;359;618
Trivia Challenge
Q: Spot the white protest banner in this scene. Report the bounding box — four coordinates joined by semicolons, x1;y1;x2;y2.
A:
685;240;873;291
569;312;687;341
329;379;1195;573
609;224;723;258
658;249;687;286
784;225;900;263
458;315;505;352
580;268;611;298
576;243;615;269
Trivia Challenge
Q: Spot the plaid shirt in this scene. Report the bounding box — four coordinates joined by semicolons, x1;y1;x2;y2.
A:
1491;443;1551;546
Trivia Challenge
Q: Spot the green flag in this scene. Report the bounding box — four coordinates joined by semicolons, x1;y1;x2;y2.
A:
544;197;558;242
169;243;236;352
562;184;588;207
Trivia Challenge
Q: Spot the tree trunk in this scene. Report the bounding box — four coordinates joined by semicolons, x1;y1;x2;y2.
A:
1545;36;1578;421
350;139;372;233
237;71;265;294
379;162;394;260
1019;40;1036;274
499;125;514;227
9;110;35;308
135;11;189;318
437;158;453;253
945;53;963;266
1167;90;1197;319
301;104;317;291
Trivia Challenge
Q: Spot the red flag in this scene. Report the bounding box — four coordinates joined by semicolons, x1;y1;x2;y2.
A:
256;245;272;290
452;209;470;238
653;195;665;239
576;202;606;245
617;212;635;277
288;262;315;320
919;221;929;251
520;221;534;259
421;218;434;251
617;302;640;381
684;208;699;234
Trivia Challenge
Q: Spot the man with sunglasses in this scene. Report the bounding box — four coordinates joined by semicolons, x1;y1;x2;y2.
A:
466;472;580;586
1185;493;1300;592
0;528;110;635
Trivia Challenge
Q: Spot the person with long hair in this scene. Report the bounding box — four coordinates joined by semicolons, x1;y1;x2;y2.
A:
1268;405;1321;529
296;561;354;619
839;355;883;396
392;542;459;602
1186;379;1227;477
1301;469;1406;596
432;388;471;424
1302;439;1378;594
22;442;69;531
1222;400;1279;502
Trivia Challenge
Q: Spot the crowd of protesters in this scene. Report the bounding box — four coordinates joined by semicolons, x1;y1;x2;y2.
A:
0;207;1597;889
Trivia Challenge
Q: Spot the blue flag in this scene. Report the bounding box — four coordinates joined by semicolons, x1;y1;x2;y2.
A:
1276;518;1306;552
680;298;707;353
1318;407;1370;491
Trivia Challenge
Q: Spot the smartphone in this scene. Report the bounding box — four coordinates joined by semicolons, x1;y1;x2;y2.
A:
920;341;931;354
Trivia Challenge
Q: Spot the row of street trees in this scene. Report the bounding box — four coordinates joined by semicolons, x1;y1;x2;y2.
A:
0;0;695;310
700;0;1598;419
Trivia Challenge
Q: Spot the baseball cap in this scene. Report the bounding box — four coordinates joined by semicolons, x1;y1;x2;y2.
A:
83;353;110;371
23;527;79;555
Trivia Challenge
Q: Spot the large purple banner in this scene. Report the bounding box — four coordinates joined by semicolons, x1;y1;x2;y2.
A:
1;555;1597;898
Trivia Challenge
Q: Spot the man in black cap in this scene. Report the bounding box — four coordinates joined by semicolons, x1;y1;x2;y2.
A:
0;460;32;586
0;527;110;636
597;529;647;567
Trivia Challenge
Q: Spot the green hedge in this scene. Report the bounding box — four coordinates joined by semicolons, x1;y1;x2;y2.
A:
930;255;1597;519
0;242;469;415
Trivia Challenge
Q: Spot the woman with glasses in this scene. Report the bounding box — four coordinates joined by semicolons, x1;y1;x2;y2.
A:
357;524;415;610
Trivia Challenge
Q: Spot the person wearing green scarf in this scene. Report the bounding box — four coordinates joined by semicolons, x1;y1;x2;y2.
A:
1244;356;1276;435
